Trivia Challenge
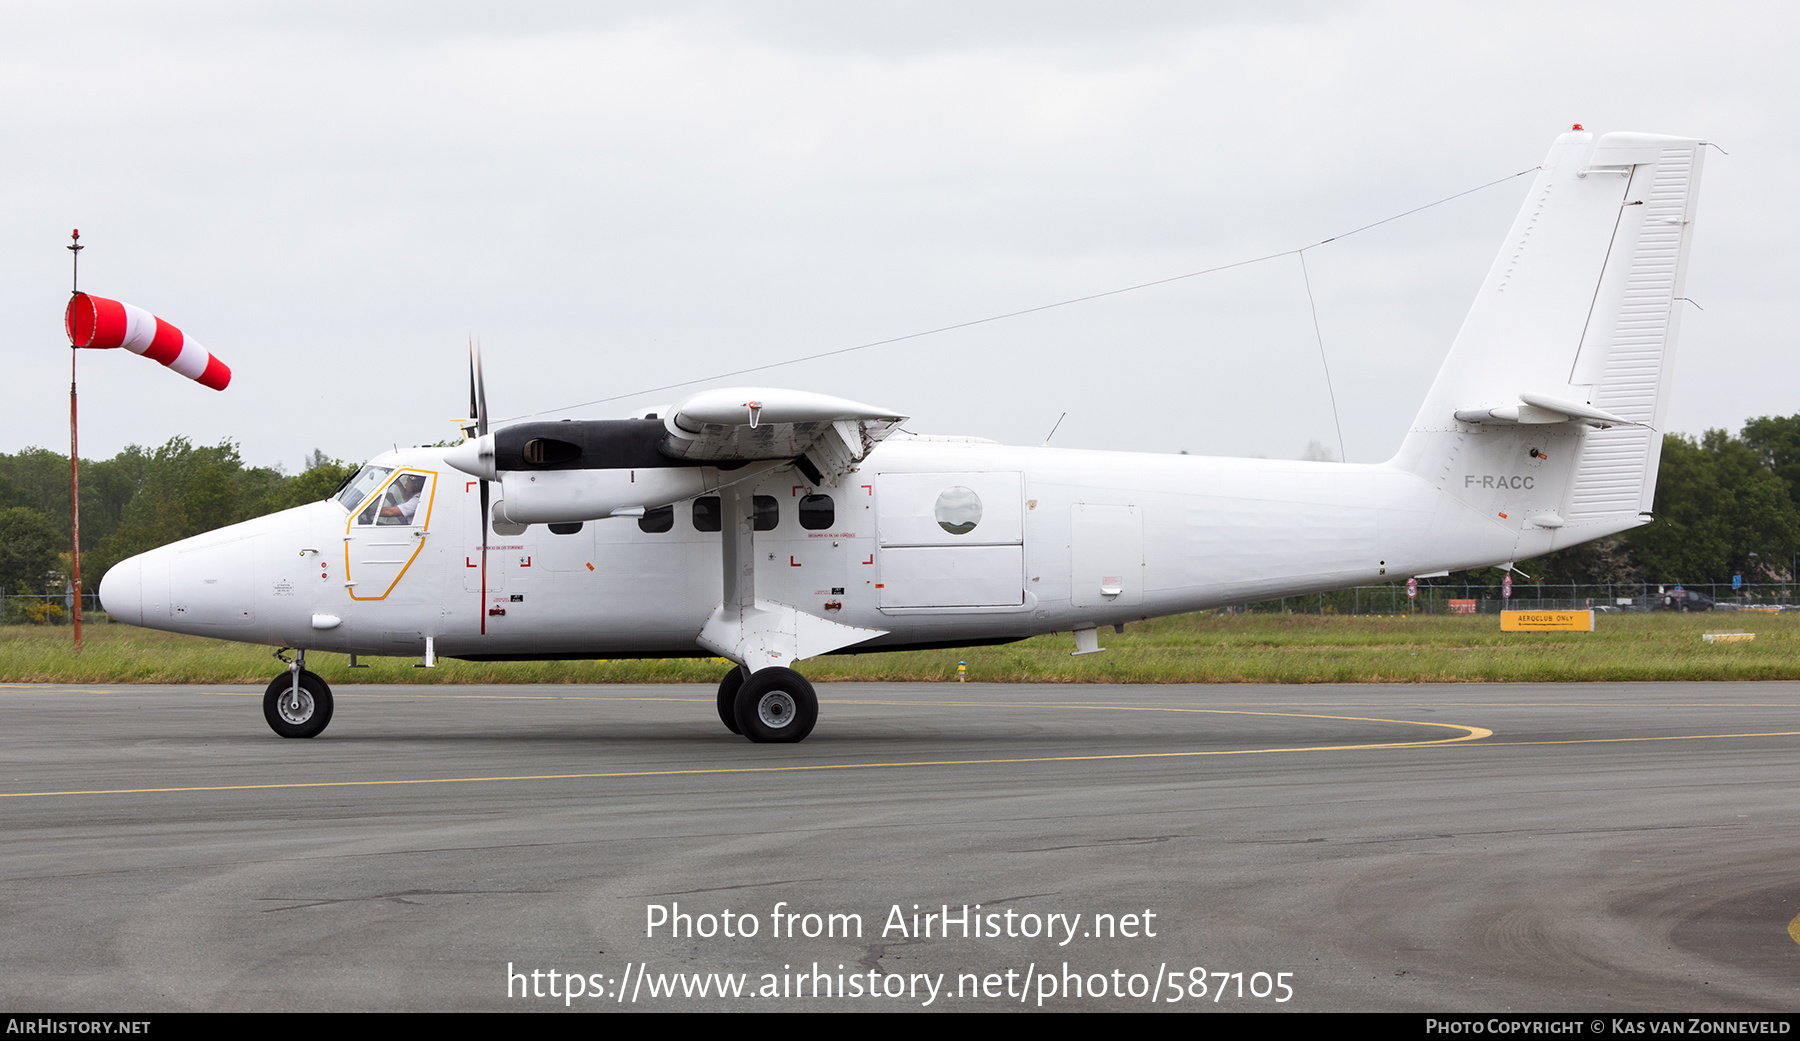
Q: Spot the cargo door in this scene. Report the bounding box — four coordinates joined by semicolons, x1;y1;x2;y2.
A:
875;471;1023;608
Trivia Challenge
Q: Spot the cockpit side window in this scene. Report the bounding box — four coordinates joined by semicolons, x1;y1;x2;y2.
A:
335;466;394;512
357;472;433;526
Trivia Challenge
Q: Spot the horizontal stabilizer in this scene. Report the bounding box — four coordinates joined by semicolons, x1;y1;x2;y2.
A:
1453;392;1633;428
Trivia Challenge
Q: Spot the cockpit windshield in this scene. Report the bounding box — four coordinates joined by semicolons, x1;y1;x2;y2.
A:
334;465;394;512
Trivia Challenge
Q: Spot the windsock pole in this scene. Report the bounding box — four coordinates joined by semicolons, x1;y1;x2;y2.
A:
67;230;82;652
60;242;234;649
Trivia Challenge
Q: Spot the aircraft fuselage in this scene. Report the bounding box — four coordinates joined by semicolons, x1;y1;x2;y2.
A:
99;434;1565;659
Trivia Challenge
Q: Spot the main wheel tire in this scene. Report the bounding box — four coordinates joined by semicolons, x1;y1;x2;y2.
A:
262;670;334;739
716;666;746;735
733;667;818;743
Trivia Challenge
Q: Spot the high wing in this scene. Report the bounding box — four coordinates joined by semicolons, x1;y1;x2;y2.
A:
658;387;907;484
444;386;907;523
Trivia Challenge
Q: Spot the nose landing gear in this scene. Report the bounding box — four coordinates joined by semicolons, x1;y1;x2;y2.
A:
265;649;334;738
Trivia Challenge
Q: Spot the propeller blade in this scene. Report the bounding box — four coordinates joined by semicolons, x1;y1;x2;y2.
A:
463;337;493;633
478;477;490;636
475;339;489;438
465;338;493;634
467;340;479;431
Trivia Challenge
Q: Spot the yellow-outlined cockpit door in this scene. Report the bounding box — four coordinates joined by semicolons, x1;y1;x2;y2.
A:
342;468;439;601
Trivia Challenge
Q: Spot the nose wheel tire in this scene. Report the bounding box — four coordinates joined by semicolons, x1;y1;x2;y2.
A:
262;670;334;739
716;666;746;735
732;667;818;743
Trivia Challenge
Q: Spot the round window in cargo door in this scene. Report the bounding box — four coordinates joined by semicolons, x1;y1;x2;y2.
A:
935;486;982;535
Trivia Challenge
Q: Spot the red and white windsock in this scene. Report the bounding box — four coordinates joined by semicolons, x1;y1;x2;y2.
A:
63;292;231;391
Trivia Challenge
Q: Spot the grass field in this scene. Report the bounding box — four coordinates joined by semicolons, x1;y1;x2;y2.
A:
2;611;1796;685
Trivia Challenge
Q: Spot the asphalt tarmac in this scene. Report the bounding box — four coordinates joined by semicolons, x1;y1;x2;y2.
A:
2;680;1797;1012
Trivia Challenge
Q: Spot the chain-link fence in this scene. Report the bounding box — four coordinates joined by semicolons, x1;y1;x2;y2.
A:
2;593;104;625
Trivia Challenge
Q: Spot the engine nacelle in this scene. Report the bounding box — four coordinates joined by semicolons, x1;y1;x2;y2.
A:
495;461;784;523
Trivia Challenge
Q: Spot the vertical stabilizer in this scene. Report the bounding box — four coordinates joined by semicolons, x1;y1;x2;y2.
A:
1562;135;1704;520
1395;130;1704;556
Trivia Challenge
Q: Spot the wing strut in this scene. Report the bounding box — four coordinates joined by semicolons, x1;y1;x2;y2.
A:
696;482;887;670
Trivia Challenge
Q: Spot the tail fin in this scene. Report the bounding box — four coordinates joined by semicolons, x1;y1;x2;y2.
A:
1396;130;1706;554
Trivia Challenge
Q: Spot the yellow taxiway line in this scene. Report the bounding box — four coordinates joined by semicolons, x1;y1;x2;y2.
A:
2;706;1486;799
3;692;1798;801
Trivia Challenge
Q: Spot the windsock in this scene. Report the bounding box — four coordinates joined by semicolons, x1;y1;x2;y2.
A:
63;292;230;391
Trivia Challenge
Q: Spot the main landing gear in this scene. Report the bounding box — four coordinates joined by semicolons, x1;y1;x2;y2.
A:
265;649;334;739
717;664;817;743
701;484;859;745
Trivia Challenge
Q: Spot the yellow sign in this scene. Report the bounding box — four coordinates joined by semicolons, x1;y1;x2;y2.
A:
1703;633;1755;644
1501;610;1594;632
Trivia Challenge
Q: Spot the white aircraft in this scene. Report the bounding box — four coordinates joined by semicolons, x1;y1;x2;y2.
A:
98;128;1706;743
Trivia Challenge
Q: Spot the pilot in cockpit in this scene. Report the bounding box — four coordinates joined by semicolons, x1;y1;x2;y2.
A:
376;474;426;525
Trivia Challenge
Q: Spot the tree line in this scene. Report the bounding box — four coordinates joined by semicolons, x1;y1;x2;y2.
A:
0;414;1795;610
0;439;356;606
1532;415;1799;587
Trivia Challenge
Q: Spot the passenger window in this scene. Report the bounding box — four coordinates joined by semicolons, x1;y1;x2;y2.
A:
692;495;776;531
548;521;583;535
798;493;834;530
638;505;674;534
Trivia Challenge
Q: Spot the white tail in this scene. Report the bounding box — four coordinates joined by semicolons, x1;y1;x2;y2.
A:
1395;129;1705;559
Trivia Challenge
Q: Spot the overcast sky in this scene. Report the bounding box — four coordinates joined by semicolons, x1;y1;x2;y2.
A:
4;1;1792;471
